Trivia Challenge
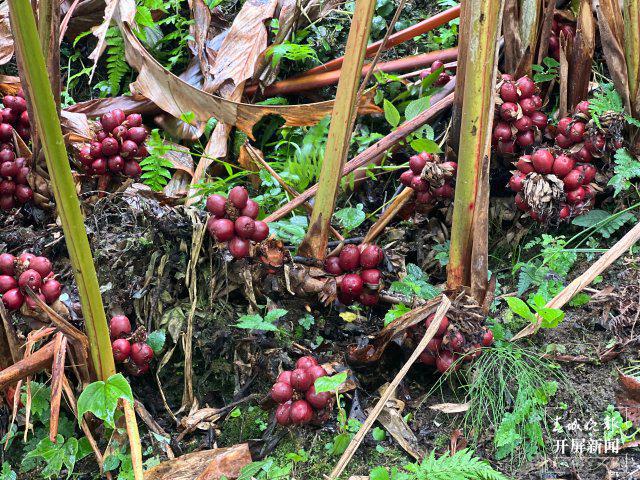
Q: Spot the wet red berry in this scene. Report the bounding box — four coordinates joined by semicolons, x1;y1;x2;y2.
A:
229;186;249;209
0;275;17;293
112;338;131;362
275;401;292;425
531;149;554;174
109;315;132;339
251;221;269;242
296;356;318;370
360;245;383;268
271;381;294;403
340;273;364;297
130;342;154;365
206;194;227;216
41;279;62;303
306;385;331;409
228;237;250;258
338;245;360;271
290;368;313;391
290;400;313;424
324;256;342;275
2;288;23;310
18;269;42;291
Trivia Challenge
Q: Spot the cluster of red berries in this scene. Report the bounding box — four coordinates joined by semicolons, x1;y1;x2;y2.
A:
419;60;452;86
548;17;575;61
510;147;597;221
410;313;494;373
0;153;32;211
1;89;30;143
110;315;154;376
78;109;148;177
0;252;62;311
271;356;330;426
324;244;384;306
493;75;548;156
550;101;613;157
399;152;456;207
206;186;269;259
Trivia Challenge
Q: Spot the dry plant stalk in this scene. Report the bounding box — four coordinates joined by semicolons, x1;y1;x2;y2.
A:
363;187;414;243
447;0;503;296
0;340;56;390
297;0;377;259
568;0;595;111
624;0;640;117
49;333;67;442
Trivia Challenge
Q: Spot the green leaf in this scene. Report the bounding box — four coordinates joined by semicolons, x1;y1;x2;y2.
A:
383;303;411;326
314;372;347;393
0;463;16;480
329;432;351;456
505;297;534;321
234;314;280;332
383;99;401;128
404;97;430;121
264;308;288;323
76;374;133;427
572;209;636;238
608;149;640;196
23;436;79;479
370;466;390;480
333;204;366;232
372;426;386;441
410;138;441;154
146;330;166;355
535;307;565;328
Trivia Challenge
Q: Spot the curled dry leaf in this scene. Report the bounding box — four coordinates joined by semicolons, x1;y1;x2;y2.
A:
616;372;640;428
0;2;14;65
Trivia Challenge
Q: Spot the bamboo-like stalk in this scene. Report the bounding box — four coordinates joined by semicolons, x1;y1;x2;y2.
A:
568;0;595;111
446;0;503;292
624;0;640;116
6;2;142;477
297;0;377;259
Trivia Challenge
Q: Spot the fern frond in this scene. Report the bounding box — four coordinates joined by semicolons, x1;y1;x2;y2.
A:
104;27;130;96
411;449;510;480
139;130;174;191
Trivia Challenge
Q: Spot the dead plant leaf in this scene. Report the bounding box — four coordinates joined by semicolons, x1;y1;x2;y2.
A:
0;2;14;65
616;372;640;428
429;402;470;413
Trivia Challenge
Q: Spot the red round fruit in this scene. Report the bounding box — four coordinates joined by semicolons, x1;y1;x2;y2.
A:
559;205;571;219
0;180;15;195
206;194;227;217
557;117;572;136
91;158;108;175
425;313;449;337
433;183;454;198
360;268;381;288
18;252;35;265
0;123;13;141
78;146;93;167
410;176;428;192
136;145;149;159
109;315;132;339
123;160;142;178
41;278;62;303
529;111;548;129
324;256;342;275
0;149;15;163
560;24;575;38
15;185;32;204
15;167;29;185
18;269;42;291
120;140;139;158
555;133;574;149
0;253;14;275
234;216;256;239
27;256;51;277
275;401;292;425
0;275;17;293
519;97;537;115
416;191;433;204
277;370;293;384
514;115;533;132
228;186;249;209
566;186;586;204
1;108;15;124
436;350;455;373
306;385;331;409
568;122;586;143
360;245;383;268
89;141;103;159
271;381;294;403
516;76;536;98
531;149;554;174
100;112;119;133
552;154;575;178
441;161;458;178
419;350;436;365
575;100;590;116
515;193;529;211
307;365;327;382
400;170;415;187
575;147;592;163
425;337;442;354
126;127;148;145
563;169;585;191
241;199;259;219
509;171;526;192
577;164;597;184
251;221;269;242
447;331;465;351
501;74;514;81
515;130;534;147
499;102;518;121
290;368;313;392
296;356;318;370
112;338;131;363
126;113;143;127
228;237;250;258
497;139;517;155
341;273;364;297
96;131;108;142
289;400;313;424
25;292;46;310
482;329;494;346
101;137;119;156
107;155;125;173
359;291;379;306
409;155;427;175
131;342;154;365
111;109;126;125
338;245;360;271
2;288;23;310
337;291;355;305
431;60;444;71
515;155;535;174
531;95;543;109
500;81;519;103
0;195;14;211
493;122;513;142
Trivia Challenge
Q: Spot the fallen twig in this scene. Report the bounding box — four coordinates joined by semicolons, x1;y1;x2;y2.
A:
0;340;56;390
363;187;414;243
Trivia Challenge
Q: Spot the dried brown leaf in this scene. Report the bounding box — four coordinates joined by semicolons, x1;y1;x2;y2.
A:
0;2;14;65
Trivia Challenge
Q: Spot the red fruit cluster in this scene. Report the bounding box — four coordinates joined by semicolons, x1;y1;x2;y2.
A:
509;147;597;221
0;154;32;211
206;186;269;259
1;89;30;143
493;75;548;156
0;252;62;311
419;60;451;87
399;152;457;209
551;101;611;159
271;356;330;426
548;16;575;61
324;244;383;306
110;315;154;376
411;314;494;373
78;109;148;178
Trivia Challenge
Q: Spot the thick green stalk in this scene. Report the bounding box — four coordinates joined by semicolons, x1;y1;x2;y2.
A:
297;0;376;259
447;0;502;291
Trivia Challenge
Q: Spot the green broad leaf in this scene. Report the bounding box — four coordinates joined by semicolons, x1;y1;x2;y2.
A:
264;308;288;323
22;381;51;419
404;97;430;121
625;115;640;127
146;330;166;355
179;111;195;125
410;138;441;154
383;303;411;326
76;374;133;427
0;462;16;480
329;432;351;456
23;435;79;479
314;372;347;393
369;466;390;480
543;56;560;67
383;99;401;128
572;209;635;238
234;314;280;332
372;426;386;441
505;297;535;321
535;307;565;329
568;292;590;307
333;204;366;232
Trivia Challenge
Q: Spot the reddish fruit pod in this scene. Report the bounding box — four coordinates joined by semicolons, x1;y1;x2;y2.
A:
107;155;125;173
18;269;42;291
131;342;154;365
126;113;143;127
290;399;313;424
493;122;513;142
531;149;554;174
296;356;318;370
275;401;293;426
208;218;235;242
497;139;517;155
0;123;13;141
324;256;343;275
515;76;536;98
100;112;119;134
482;329;494;347
515;155;535;174
358;290;379;306
433;183;454;199
577;164;597;184
552;155;575;178
509;172;526;192
18;252;35;265
0;275;17;293
338;244;360;271
515;193;529;211
228;237;251;259
29;256;52;277
290;368;314;392
575;147;593;163
360;268;381;288
307;365;327;382
436;350;456;373
529;111;548;129
400;170;415;187
123;160;142;178
337;291;355;306
499;102;519;121
306;385;331;409
340;273;364;297
431;60;444;71
419;350;436;365
447;330;465;351
271;381;294;403
425;337;442;354
277;370;293;384
563;169;585;191
109;315;132;339
519;97;537;115
566;187;586;204
234;216;256;239
126;127;148;144
410;176;428;192
228;186;249;209
205;194;226;217
91;158;108;175
409;155;427;175
559;204;571;220
425;313;449;337
111;109;126;125
515;130;535;147
360;245;383;268
41;278;62;304
499;81;519;103
112;338;131;363
251;221;269;242
416;191;433;204
513;115;533;132
101;137;119;156
2;288;23;310
568;122;586;143
0;253;15;275
555;133;574;149
241;199;260;219
120;140;139;158
16;186;33;205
